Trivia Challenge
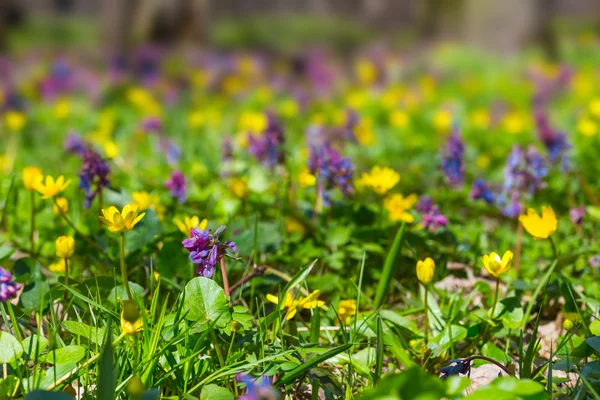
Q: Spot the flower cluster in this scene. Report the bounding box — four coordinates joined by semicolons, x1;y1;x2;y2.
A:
248;112;285;169
182;226;237;278
440;128;464;187
165;170;187;203
79;148;111;208
469;179;495;205
416;196;448;232
534;109;571;170
236;374;277;400
308;141;354;208
0;267;21;302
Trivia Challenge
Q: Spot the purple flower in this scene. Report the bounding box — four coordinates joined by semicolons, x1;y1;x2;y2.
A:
440;128;464;188
140;117;163;133
165;170;187;203
236;373;278;400
248;112;285;169
0;267;21;302
79;149;111;208
503;145;548;195
417;196;448;232
534;109;571;170
157;138;181;165
64;132;87;156
183;226;237;278
470;179;495;204
496;192;523;218
570;205;585;226
308;140;354;208
589;254;600;269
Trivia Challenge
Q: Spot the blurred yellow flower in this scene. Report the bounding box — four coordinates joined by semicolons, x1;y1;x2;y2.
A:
519;205;558;239
5;111;26;132
174;216;207;236
589;98;600;118
359;166;400;195
481;250;513;277
132;191;160;211
99;204;145;233
336;299;357;325
267;290;325;320
103;140;119;159
390;110;409;129
356;59;377;86
384;193;417;223
22;166;43;191
52;197;69;215
231;177;249;198
416;258;435;284
188;111;205;128
355;118;375;145
55;236;75;259
238;111;267;133
48;259;66;273
120;300;143;335
476;155;491;170
53;99;71;120
285;218;305;235
503;111;526;135
35;175;71;199
470;108;490;130
578;117;598;137
433;110;452;133
298;168;316;188
279;99;299;118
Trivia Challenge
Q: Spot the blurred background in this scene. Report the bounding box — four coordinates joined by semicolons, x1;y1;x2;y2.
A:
1;0;598;56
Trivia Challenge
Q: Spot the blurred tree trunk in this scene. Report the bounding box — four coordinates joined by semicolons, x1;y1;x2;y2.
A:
534;0;559;60
102;0;137;51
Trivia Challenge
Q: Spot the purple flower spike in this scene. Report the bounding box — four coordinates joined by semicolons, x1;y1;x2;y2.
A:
440;128;464;188
182;226;237;278
79;149;111;208
236;373;277;400
570;205;585;226
417;196;449;232
248;112;285;169
165;170;187;203
0;267;21;302
534;109;571;171
470;179;495;205
64;131;87;156
308;140;354;208
140;116;163;133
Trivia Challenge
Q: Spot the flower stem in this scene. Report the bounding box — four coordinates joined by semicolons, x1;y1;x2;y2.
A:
220;257;230;299
423;285;429;343
63;258;69;309
120;232;133;300
491;277;500;319
209;327;225;368
548;236;558;259
30;191;35;254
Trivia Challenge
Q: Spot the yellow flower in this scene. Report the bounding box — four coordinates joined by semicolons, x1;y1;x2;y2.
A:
578;117;597;137
503;111;526;135
22;166;43;191
103;140;119;159
5;111;26;131
336;299;357;325
298;168;316;188
359;166;400;195
266;290;325;320
120;300;143;335
55;236;75;259
52;197;69;215
132;191;160;211
384;193;418;223
174;216;207;236
238;111;267;133
99;204;145;233
470;108;490;130
519;206;558;239
481;250;513;277
279;99;299;118
354;118;375;145
48;259;66;273
589;98;600;118
188;111;205;128
356;59;377;86
390;110;409;129
433;110;452;133
35;175;71;199
285;218;305;235
231;177;248;198
416;258;435;284
53;99;71;120
476;155;491;170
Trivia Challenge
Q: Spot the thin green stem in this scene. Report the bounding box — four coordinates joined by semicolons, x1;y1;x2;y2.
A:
6;303;23;342
423;285;429;343
209;328;225;368
120;233;133;300
30;191;35;254
63;258;70;310
548;236;558;259
491;277;500;319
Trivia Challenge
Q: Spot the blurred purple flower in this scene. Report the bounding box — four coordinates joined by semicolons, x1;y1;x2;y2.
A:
496;191;523;218
236;373;278;400
248;112;285;169
470;179;495;205
417;196;448;232
503;145;548;195
589;254;600;269
64;132;87;156
0;267;21;302
308;140;354;208
570;205;585;226
183;226;237;278
440;128;464;188
165;170;187;203
534;109;571;170
140;116;163;133
79;149;111;208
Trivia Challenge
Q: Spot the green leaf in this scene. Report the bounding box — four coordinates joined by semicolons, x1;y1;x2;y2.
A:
501;307;523;330
182;277;230;328
200;384;233;400
276;343;352;387
0;246;15;263
585;337;600;354
62;321;105;346
98;326;115;400
108;283;145;305
428;324;467;356
39;345;86;365
282;259;317;295
592;320;600;336
20;281;50;314
446;376;471;396
25;390;74;400
0;331;23;363
22;335;49;357
374;224;406;309
37;363;76;390
125;209;161;253
359;366;447;399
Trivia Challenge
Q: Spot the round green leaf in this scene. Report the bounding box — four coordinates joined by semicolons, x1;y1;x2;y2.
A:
182;277;229;325
0;331;23;363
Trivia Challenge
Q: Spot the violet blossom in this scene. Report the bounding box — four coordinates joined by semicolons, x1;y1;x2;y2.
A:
79;148;111;208
308;140;354;208
165;170;187;203
248;112;285;169
183;226;237;278
0;267;21;302
417;196;449;232
440;128;465;188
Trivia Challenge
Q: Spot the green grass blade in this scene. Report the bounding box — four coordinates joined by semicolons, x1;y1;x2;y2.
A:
374;223;406;309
